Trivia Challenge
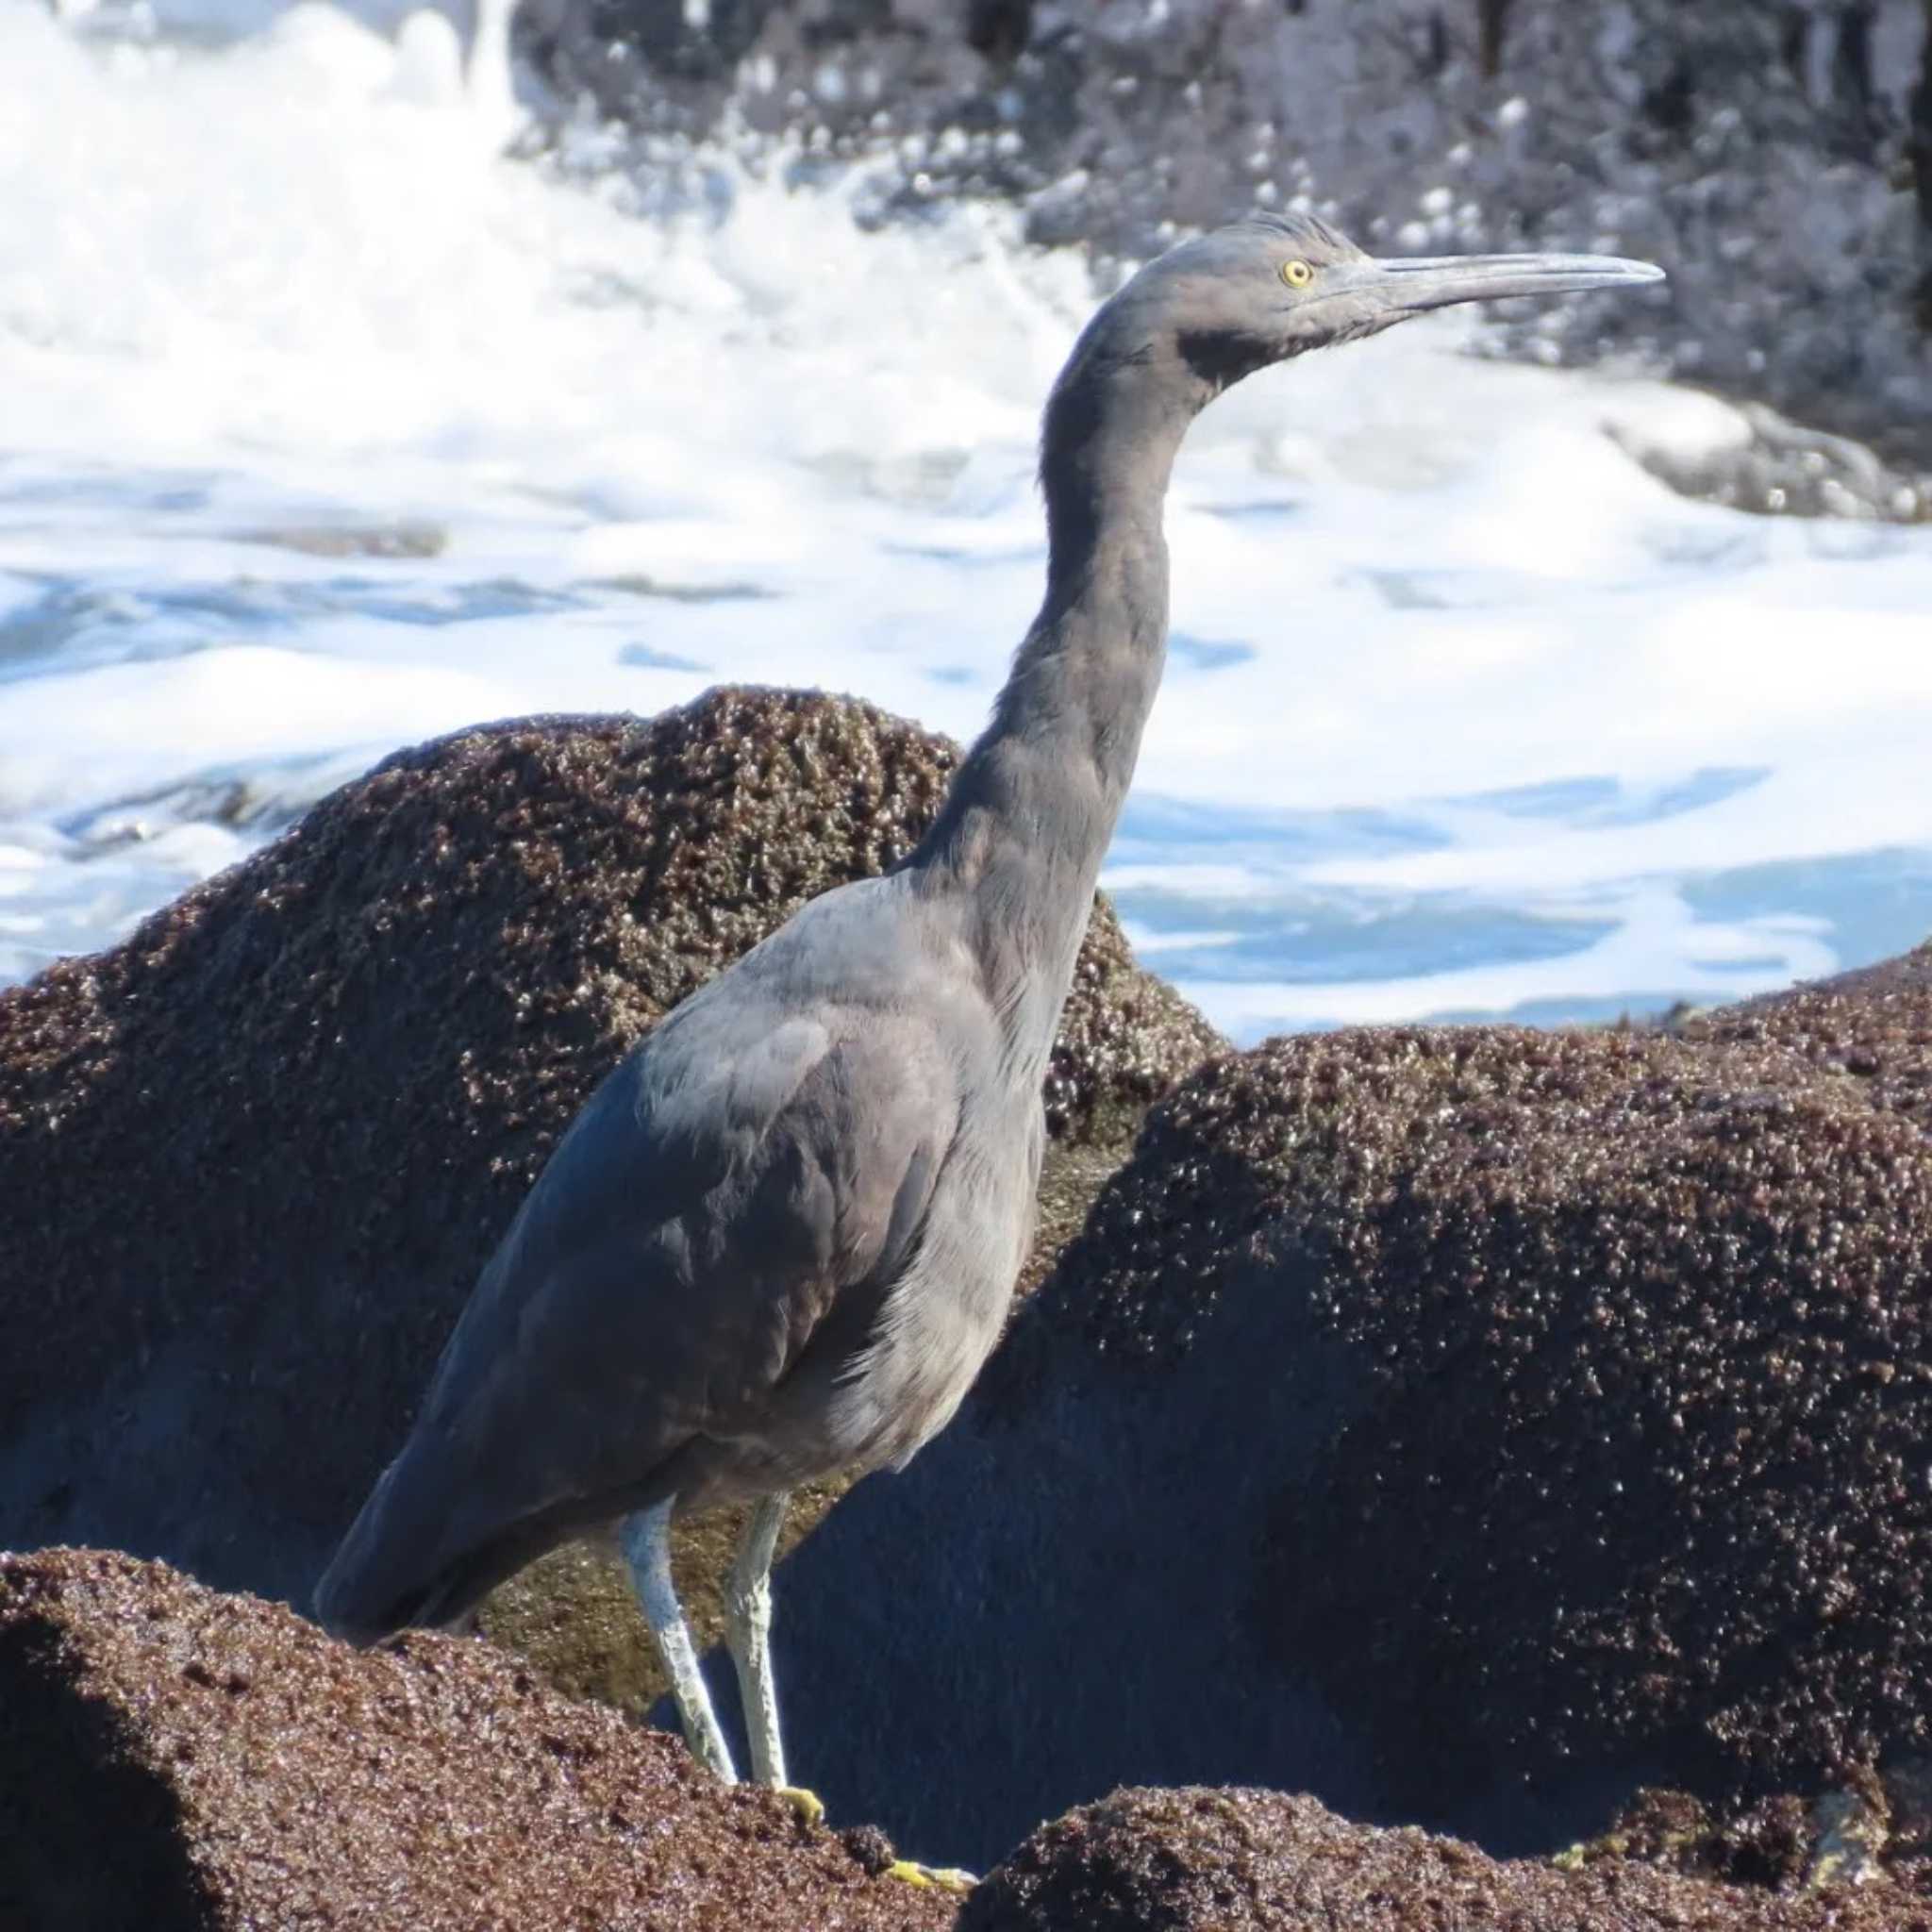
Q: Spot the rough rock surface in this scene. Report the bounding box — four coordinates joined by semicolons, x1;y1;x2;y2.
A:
0;688;1217;1682
960;1787;1932;1932
1687;936;1932;1134
521;0;1932;477
769;945;1932;1868
0;1547;956;1932
1565;1774;1932;1893
23;1553;1926;1932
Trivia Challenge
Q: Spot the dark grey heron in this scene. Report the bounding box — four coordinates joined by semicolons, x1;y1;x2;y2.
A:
314;212;1663;1809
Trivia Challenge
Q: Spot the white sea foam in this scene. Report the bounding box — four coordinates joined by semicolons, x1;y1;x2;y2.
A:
2;0;1929;1032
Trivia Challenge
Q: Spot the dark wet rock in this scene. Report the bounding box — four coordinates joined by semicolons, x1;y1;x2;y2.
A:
1611;403;1932;525
962;1787;1932;1932
1557;1774;1932;1893
771;961;1932;1868
1063;1024;1932;1816
0;687;1217;1684
1576;1785;1816;1891
0;1546;955;1932
521;0;1932;473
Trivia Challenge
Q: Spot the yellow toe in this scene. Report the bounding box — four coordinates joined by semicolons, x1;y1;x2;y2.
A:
775;1784;826;1827
886;1860;977;1893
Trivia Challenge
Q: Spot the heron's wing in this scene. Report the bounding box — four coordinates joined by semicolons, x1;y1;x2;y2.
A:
322;990;961;1627
474;1002;955;1447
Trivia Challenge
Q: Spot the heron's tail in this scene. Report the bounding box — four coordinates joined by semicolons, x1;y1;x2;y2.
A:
311;1427;657;1642
311;1431;533;1642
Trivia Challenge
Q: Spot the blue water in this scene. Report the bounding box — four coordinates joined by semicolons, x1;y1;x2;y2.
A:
3;2;1930;1036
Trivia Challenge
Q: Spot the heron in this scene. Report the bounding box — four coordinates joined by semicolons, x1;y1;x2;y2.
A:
314;212;1662;1812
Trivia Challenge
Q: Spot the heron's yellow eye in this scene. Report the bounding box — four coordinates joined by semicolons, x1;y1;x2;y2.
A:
1280;259;1314;289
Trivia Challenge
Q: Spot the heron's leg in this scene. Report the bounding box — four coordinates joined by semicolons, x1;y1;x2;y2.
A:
723;1491;791;1789
619;1499;739;1785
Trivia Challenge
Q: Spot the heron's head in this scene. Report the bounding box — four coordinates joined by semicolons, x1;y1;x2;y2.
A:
1074;209;1664;399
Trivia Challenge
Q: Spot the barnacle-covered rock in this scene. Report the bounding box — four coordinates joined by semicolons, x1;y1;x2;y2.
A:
963;1786;1932;1932
1067;1024;1932;1812
0;1547;955;1932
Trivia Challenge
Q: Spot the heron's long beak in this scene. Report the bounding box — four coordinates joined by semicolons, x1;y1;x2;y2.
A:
1364;251;1666;313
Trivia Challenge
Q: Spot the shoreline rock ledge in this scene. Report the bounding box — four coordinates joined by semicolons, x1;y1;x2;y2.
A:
7;1549;1930;1931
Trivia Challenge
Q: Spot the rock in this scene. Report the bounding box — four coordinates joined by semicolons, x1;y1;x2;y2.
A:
961;1787;1931;1932
1610;403;1931;525
768;948;1932;1868
1523;1760;1932;1891
0;1546;956;1932
1686;938;1932;1133
517;0;1932;474
1559;1785;1813;1891
0;689;1217;1706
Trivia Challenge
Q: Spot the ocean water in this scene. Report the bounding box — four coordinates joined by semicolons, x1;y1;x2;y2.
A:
3;1;1930;1041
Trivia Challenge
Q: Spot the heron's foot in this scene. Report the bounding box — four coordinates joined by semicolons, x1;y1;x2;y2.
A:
775;1784;825;1828
886;1860;977;1893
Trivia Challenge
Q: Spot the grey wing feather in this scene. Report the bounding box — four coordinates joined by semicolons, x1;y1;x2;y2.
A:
313;938;966;1637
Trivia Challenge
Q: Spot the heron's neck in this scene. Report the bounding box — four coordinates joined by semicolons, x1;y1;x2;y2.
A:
913;343;1205;1078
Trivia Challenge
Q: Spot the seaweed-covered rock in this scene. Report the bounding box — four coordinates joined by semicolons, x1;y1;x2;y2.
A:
1106;1026;1932;1813
1687;937;1932;1133
963;1787;1931;1932
0;1547;955;1932
0;688;1216;1638
769;955;1932;1866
